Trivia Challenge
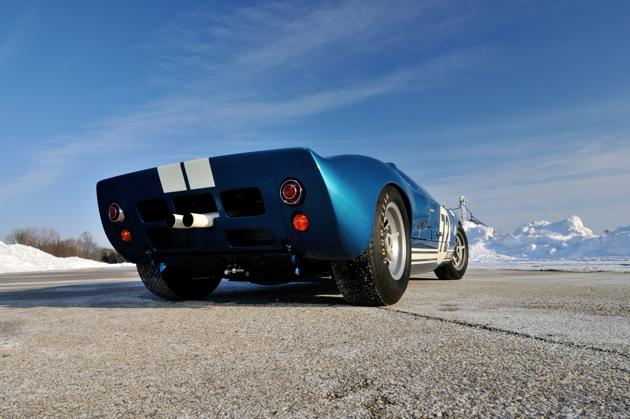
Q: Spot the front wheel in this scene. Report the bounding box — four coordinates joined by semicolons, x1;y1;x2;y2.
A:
332;186;411;306
434;225;468;280
137;264;222;300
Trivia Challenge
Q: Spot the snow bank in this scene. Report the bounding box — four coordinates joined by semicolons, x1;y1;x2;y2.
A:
464;216;630;272
0;241;128;274
2;215;628;274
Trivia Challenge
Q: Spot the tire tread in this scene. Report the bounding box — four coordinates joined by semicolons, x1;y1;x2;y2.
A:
332;186;410;306
137;264;221;300
137;264;180;299
332;243;386;306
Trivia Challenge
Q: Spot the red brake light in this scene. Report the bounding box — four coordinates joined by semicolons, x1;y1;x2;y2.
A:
292;213;309;232
280;179;303;205
108;203;125;223
121;229;132;242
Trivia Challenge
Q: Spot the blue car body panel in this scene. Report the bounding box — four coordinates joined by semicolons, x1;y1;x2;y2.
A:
96;148;458;278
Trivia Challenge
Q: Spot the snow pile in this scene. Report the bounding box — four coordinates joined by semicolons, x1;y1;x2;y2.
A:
464;216;630;271
0;241;126;274
491;215;597;259
573;225;630;258
462;222;516;263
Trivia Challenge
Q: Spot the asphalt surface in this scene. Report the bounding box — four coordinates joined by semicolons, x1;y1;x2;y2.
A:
0;268;628;417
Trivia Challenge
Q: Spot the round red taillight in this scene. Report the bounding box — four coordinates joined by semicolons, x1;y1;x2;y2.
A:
121;229;132;242
292;213;309;232
108;203;125;223
280;179;303;205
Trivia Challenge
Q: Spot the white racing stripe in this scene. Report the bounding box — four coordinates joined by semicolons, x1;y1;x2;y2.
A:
157;163;187;193
184;158;215;190
412;254;438;261
411;260;437;265
158;158;216;193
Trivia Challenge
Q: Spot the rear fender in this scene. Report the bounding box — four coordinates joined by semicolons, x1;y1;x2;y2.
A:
313;154;422;259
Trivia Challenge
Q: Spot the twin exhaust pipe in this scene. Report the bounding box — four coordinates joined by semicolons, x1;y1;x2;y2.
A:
166;212;219;229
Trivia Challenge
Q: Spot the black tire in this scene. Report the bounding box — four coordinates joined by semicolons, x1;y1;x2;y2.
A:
434;225;468;280
331;186;411;306
137;264;222;300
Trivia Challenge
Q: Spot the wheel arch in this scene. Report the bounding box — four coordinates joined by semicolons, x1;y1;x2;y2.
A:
313;153;420;260
384;182;412;226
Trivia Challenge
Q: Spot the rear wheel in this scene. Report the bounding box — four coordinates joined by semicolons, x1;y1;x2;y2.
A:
137;264;222;300
434;225;468;280
332;186;411;306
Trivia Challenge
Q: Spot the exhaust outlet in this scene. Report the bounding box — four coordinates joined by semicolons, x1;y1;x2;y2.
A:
183;212;219;228
166;214;188;229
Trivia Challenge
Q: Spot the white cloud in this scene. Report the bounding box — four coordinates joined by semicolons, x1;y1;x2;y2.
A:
427;135;630;233
156;0;471;93
0;1;481;204
232;0;434;68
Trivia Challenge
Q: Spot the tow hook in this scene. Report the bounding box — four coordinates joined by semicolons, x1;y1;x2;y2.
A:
224;266;249;277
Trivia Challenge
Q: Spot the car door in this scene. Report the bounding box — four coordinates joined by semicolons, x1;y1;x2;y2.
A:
426;199;451;259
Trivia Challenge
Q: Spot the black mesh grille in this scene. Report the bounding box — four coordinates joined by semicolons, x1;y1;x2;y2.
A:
173;193;217;215
136;199;169;223
226;229;274;247
220;188;265;217
146;228;191;249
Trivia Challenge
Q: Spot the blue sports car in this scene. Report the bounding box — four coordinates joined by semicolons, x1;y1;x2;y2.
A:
97;148;468;305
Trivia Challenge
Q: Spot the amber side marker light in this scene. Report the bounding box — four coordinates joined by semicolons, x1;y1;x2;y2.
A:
121;229;133;242
292;213;309;232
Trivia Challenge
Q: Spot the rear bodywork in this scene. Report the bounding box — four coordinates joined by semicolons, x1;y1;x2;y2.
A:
97;148;458;281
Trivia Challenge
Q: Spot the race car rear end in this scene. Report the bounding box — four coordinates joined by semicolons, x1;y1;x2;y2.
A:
96;148;341;282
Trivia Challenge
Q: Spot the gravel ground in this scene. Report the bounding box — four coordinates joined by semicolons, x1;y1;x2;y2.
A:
0;268;628;417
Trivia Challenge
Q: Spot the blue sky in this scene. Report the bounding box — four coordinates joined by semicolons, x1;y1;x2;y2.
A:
1;0;629;245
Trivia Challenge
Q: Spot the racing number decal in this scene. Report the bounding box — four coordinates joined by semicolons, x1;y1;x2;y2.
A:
437;206;451;263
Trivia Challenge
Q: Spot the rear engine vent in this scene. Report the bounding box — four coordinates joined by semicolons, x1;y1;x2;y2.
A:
173;193;217;215
226;229;273;247
221;188;265;217
137;199;169;223
146;228;191;249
